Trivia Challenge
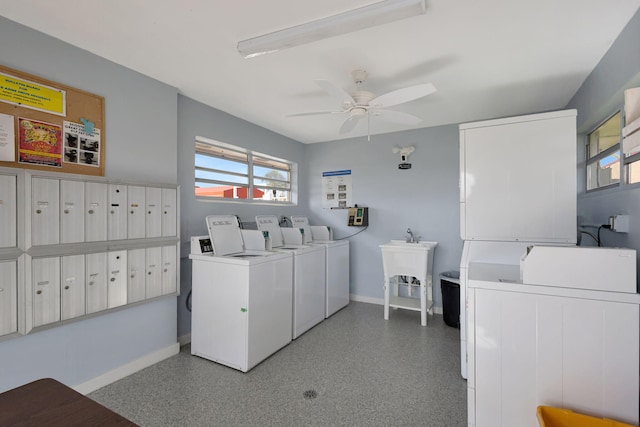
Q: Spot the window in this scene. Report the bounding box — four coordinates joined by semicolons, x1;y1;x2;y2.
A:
586;112;621;191
195;137;295;203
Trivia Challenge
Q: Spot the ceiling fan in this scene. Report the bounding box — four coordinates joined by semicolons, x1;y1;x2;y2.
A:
288;69;436;138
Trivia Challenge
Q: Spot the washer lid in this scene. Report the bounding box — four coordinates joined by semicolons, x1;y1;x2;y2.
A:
290;216;312;243
205;215;243;255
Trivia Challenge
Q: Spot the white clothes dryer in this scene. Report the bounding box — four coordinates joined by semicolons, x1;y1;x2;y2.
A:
190;215;293;372
291;216;350;318
256;215;326;339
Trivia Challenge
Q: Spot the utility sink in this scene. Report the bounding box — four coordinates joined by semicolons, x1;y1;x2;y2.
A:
379;240;438;326
380;240;438;278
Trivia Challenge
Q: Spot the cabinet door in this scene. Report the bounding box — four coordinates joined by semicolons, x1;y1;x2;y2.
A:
31;178;59;246
162;245;177;295
145;247;162;298
61;255;85;320
0;174;17;248
60;180;85;244
0;260;18;336
145;187;162;238
107;250;127;309
127;185;146;239
161;188;177;237
85;182;107;242
86;252;107;314
32;257;61;328
107;184;128;240
127;248;146;303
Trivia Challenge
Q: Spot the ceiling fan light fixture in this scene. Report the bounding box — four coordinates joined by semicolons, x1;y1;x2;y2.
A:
237;0;426;59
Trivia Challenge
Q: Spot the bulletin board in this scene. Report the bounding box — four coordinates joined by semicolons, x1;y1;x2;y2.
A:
0;64;105;176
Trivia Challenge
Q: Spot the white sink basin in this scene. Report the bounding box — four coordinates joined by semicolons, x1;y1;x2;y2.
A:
379;240;438;278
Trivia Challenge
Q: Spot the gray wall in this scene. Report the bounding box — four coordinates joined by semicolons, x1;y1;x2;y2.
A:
0;17;179;393
176;95;309;339
305;126;462;307
566;7;640;285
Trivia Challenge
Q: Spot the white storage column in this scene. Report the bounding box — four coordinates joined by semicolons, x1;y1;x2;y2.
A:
61;254;85;320
145;247;162;298
127;248;146;303
32;257;61;328
107;184;127;240
161;245;177;295
127;185;146;239
107;250;127;308
0;174;17;248
85;182;107;242
0;260;18;336
60;179;85;244
145;187;162;238
86;252;107;314
31;178;59;246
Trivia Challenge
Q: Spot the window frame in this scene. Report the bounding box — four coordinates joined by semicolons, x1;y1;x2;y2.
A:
194;136;297;205
585;111;622;192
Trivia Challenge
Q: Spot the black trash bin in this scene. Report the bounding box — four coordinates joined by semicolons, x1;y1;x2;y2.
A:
440;271;460;328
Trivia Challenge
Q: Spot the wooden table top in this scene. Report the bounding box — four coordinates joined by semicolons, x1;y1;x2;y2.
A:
0;378;138;426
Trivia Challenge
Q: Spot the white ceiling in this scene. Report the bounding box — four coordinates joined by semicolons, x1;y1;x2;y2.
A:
1;0;639;144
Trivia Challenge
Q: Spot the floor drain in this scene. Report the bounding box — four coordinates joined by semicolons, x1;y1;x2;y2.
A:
303;389;318;400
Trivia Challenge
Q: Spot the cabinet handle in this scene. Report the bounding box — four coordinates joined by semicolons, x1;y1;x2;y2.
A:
36;209;42;214
164;211;167;214
64;209;69;214
130;210;134;214
89;281;94;286
148;211;151;214
130;274;135;278
88;209;94;214
110;277;116;282
64;285;70;290
110;210;115;214
36;290;42;295
164;268;168;272
148;271;152;275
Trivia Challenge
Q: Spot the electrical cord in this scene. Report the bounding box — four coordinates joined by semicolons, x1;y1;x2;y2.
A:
579;230;599;245
597;224;611;247
186;289;192;312
334;226;368;240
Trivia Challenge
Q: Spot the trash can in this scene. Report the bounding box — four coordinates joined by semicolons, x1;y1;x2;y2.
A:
537;406;634;427
440;271;460;328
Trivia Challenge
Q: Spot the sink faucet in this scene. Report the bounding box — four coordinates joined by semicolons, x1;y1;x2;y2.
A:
406;228;415;243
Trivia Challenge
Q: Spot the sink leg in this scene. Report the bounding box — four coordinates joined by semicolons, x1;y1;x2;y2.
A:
420;281;427;326
384;277;390;320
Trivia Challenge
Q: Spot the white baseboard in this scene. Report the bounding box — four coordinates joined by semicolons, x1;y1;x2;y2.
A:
350;294;443;314
74;342;180;395
178;333;191;346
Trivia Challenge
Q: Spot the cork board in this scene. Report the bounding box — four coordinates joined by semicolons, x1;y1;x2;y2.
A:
0;64;105;176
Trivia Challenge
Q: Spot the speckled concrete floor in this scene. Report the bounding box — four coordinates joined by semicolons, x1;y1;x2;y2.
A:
90;301;467;426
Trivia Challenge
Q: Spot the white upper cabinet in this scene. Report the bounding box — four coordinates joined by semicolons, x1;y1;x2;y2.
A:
0;174;17;248
31;178;59;246
85;182;107;242
127;185;146;239
161;188;177;237
145;187;162;238
107;184;128;240
60;180;85;244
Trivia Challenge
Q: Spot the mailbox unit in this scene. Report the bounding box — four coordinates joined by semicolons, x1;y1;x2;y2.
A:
0;166;179;338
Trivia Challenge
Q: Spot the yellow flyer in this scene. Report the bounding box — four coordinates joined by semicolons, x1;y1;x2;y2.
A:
0;72;66;116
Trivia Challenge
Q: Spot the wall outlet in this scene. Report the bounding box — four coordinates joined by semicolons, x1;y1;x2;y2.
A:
610;214;630;233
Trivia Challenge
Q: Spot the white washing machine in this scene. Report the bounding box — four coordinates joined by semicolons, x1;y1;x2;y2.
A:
291;216;350;318
256;215;326;339
189;215;293;372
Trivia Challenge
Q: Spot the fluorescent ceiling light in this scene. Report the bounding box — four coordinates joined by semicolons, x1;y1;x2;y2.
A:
237;0;426;59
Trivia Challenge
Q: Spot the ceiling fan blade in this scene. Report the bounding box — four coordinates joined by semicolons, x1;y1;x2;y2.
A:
339;114;363;134
287;110;344;117
315;79;356;107
370;83;436;108
374;109;423;125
